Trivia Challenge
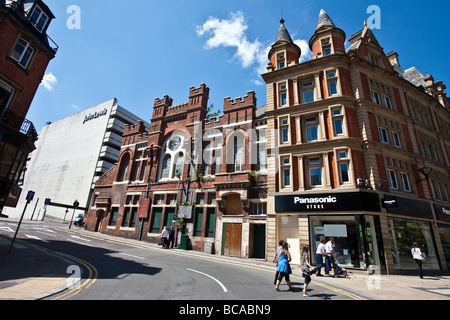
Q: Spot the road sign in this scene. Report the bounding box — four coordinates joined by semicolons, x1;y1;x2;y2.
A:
26;191;35;201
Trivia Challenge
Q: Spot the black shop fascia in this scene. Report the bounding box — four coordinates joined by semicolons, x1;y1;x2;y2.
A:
275;191;381;213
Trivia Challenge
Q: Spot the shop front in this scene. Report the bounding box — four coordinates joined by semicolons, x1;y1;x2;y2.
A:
309;214;384;270
382;195;443;272
434;204;450;270
274;191;385;271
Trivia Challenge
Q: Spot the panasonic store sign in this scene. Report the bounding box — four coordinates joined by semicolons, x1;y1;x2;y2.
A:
275;192;381;213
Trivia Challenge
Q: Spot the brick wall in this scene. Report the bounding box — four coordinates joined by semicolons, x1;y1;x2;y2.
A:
0;14;53;119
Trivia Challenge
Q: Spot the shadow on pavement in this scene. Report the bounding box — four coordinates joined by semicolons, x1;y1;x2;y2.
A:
0;236;162;283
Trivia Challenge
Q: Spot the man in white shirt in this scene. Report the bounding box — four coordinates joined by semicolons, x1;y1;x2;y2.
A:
312;237;326;276
325;237;336;274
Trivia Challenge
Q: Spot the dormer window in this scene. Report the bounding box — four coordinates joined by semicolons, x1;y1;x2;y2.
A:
277;53;286;69
29;5;49;33
322;39;332;56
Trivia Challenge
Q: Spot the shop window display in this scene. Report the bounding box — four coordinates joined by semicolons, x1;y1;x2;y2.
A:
388;218;440;270
437;224;450;269
309;215;384;270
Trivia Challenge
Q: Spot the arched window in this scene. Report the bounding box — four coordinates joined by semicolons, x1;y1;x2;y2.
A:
161;155;171;179
118;153;130;182
174;152;184;178
233;136;244;172
158;133;187;181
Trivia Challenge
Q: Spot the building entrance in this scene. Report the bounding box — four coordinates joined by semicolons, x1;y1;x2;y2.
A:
222;223;242;257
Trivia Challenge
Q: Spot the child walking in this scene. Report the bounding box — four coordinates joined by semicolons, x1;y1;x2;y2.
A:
301;245;313;297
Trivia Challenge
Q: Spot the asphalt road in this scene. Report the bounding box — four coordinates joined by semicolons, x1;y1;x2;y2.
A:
0;220;360;301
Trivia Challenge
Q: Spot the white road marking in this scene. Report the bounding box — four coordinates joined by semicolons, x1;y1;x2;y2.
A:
120;253;146;260
187;268;228;293
0;226;14;232
36;231;57;237
67;238;95;247
428;289;450;295
25;235;49;243
33;228;56;233
71;235;92;242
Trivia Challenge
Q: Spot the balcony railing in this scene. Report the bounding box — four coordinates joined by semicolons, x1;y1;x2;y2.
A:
1;2;59;53
0;105;38;141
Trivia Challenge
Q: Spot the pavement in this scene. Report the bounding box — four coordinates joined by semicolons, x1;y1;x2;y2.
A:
0;219;449;301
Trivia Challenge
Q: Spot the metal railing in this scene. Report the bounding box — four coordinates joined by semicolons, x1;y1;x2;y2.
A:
0;105;38;141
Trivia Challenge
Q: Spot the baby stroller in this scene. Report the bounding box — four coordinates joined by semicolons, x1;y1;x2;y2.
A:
332;258;349;278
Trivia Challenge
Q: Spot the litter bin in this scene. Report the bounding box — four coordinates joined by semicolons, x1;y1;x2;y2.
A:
180;234;189;250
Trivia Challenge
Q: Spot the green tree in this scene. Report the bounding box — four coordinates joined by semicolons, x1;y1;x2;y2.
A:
206;104;222;121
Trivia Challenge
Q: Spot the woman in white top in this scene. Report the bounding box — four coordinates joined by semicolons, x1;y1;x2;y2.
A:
411;242;424;279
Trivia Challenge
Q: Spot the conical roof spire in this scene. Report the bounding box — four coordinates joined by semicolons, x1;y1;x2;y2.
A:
275;19;294;44
268;18;301;66
315;9;336;31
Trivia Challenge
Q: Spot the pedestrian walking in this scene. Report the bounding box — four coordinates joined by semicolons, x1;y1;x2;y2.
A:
168;226;175;248
324;237;336;275
275;242;293;291
161;226;169;248
301;245;313;297
312;237;326;276
273;240;285;285
411;242;425;279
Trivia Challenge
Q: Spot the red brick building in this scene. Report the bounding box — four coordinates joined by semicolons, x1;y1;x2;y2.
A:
86;84;268;258
263;11;450;273
0;0;57;214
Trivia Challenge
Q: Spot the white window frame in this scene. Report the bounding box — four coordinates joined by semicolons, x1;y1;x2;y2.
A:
379;127;389;144
280;117;289;144
29;5;49;32
400;172;411;192
384;95;393;110
387;169;398;190
305;116;318;143
301;81;315;104
392;131;402;148
279;83;288;107
10;38;34;68
327;71;339;96
371;90;381;105
281;157;291;188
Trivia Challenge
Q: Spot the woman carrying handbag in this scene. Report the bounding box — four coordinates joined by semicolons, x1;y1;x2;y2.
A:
411;242;425;279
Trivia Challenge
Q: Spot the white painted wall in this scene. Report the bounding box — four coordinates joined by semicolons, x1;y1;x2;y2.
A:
4;99;148;221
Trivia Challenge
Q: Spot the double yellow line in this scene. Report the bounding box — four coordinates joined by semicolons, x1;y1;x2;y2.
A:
16;238;98;300
315;281;367;300
57;228;367;300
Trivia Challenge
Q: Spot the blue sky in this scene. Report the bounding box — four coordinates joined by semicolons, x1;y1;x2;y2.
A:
30;0;450;132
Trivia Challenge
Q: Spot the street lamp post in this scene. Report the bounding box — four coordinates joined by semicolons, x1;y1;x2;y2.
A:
69;199;80;229
174;174;181;247
9;191;34;254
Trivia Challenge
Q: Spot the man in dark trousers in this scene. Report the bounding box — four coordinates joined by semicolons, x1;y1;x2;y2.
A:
168;226;175;248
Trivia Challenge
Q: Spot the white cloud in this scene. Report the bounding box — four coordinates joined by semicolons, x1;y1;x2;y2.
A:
41;73;57;91
294;39;313;62
71;104;81;112
196;11;264;69
250;79;264;86
197;11;312;75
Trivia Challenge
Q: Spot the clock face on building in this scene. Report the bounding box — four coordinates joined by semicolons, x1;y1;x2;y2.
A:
169;136;181;151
